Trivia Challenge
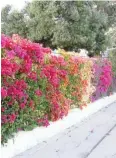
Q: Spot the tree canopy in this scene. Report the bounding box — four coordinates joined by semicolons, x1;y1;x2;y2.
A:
1;1;116;55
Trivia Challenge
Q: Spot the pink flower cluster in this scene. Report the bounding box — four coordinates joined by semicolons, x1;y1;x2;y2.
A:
91;58;112;101
100;63;112;92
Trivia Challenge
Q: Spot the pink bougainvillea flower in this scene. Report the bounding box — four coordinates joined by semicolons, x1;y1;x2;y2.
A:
14;46;27;59
7;50;16;59
35;89;42;97
50;78;59;87
28;72;37;81
20;103;26;109
9;113;16;123
1;34;15;49
1;87;7;98
37;117;50;127
43;119;50;127
15;80;27;89
1;58;20;76
1;115;8;124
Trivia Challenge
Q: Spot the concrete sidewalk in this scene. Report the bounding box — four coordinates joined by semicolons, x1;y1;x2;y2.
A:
14;102;116;158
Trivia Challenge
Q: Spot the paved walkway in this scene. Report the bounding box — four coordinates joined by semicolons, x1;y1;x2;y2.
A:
14;102;116;158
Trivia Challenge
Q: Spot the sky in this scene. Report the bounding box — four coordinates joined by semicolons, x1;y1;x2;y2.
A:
1;0;31;10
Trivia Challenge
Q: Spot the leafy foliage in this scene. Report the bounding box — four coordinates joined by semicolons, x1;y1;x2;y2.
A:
1;5;28;37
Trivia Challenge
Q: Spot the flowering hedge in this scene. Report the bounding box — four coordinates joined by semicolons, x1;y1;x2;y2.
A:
1;35;113;144
91;58;113;101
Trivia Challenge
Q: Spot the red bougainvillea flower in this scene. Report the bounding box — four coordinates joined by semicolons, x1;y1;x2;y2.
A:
29;100;34;107
1;107;5;112
29;100;35;110
58;70;67;78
